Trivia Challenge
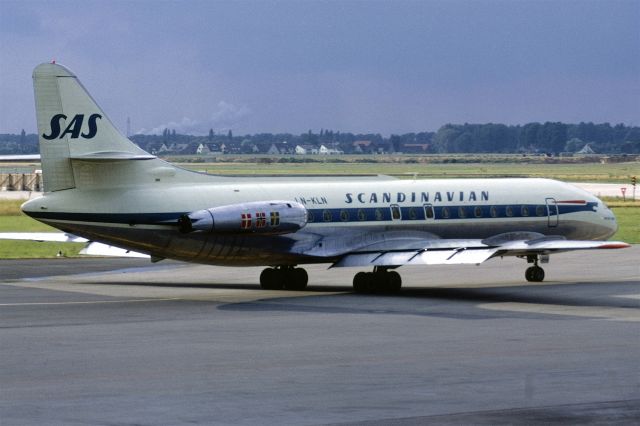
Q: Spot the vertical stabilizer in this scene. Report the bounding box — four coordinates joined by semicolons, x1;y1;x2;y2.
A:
33;63;150;192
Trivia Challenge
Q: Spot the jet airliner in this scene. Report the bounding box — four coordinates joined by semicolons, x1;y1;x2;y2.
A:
14;63;630;292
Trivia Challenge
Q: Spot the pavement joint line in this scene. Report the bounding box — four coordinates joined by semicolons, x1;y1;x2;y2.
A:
0;298;183;307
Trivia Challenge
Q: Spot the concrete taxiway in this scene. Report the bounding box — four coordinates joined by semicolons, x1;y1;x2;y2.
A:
1;247;639;425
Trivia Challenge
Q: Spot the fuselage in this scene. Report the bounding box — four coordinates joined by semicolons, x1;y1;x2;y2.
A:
22;176;618;266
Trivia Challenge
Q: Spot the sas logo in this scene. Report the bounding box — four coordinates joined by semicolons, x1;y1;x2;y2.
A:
42;113;102;140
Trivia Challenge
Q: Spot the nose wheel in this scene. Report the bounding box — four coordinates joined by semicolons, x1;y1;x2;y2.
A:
260;266;308;290
524;254;546;282
525;266;545;282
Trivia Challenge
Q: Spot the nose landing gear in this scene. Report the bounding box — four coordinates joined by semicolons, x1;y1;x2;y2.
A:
353;267;402;293
260;266;308;290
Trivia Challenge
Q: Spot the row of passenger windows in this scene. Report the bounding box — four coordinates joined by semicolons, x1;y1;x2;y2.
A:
308;205;550;222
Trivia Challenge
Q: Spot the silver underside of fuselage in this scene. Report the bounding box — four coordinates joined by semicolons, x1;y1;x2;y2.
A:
39;216;613;267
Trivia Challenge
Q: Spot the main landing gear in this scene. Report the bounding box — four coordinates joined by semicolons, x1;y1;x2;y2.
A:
524;255;545;282
353;267;402;293
260;266;308;290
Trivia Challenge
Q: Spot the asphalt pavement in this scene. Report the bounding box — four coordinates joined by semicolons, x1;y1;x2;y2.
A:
1;247;639;425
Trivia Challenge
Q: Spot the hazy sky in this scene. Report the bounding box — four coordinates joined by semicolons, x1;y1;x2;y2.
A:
1;0;638;135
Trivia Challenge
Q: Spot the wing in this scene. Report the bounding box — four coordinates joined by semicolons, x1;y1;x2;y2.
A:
0;233;149;258
329;231;630;268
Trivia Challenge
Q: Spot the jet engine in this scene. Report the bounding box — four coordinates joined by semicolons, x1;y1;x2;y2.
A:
178;200;308;234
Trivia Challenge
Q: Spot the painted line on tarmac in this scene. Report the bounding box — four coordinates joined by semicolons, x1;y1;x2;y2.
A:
0;298;182;307
614;294;640;300
478;302;640;322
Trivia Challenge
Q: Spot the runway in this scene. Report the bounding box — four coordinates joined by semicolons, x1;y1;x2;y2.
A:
1;247;639;425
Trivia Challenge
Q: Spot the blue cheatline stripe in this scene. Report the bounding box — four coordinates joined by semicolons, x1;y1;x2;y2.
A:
306;202;596;223
26;202;597;226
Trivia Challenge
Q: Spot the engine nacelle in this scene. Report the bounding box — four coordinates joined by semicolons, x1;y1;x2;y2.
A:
178;200;308;234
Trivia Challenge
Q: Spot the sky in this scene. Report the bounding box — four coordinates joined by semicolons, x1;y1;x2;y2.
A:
1;0;639;136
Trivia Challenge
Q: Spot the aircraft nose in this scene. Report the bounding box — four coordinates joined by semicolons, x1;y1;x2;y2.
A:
599;203;618;238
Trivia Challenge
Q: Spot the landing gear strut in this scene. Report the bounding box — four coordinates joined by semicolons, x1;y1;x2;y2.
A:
353;267;402;293
260;266;308;290
524;255;545;282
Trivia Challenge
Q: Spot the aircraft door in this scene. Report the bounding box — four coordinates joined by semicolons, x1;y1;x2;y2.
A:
390;204;402;221
545;198;559;227
423;204;435;220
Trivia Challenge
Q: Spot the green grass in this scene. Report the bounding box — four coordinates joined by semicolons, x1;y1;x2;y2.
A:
0;215;56;232
610;207;640;243
177;159;640;183
0;214;84;258
0;240;84;259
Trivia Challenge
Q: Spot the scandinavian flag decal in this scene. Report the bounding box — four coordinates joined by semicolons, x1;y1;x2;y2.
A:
240;213;252;229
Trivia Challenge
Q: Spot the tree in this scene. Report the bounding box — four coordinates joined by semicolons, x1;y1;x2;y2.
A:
208;128;214;141
389;135;402;153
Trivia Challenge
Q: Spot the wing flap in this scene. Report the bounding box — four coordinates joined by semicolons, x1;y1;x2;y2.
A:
331;235;629;268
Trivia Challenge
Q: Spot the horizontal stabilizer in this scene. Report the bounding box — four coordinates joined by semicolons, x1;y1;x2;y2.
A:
70;151;156;161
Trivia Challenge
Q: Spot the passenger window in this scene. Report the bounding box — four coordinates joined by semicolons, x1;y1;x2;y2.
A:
490;206;498;218
506;206;514;217
536;205;545;216
458;207;466;218
442;207;450;219
474;206;483;218
357;209;367;221
307;211;315;222
323;210;332;222
375;208;384;221
521;206;529;217
340;210;349;221
408;207;417;220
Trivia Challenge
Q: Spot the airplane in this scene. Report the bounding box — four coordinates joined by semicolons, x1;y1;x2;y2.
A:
10;62;631;292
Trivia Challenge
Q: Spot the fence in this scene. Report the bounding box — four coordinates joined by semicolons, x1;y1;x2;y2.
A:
0;173;42;191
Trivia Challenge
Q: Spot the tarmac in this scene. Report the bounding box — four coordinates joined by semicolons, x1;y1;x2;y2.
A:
1;247;639;425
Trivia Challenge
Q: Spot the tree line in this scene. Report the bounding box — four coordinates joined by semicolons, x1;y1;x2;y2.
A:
1;122;639;155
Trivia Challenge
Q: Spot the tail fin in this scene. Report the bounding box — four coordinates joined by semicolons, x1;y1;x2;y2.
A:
33;62;153;192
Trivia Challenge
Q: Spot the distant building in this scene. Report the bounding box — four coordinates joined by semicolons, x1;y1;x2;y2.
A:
196;143;222;155
352;140;374;154
319;144;344;155
266;144;281;155
295;144;318;155
577;143;596;155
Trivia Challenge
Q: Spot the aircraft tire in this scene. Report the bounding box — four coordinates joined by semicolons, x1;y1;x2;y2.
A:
387;271;402;292
353;271;402;293
284;268;308;290
353;272;369;293
260;268;282;290
525;266;545;282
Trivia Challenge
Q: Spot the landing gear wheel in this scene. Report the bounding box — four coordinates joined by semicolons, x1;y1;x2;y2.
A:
261;267;309;290
353;272;368;292
387;271;402;292
284;268;308;290
352;270;402;293
260;268;282;290
525;266;545;282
